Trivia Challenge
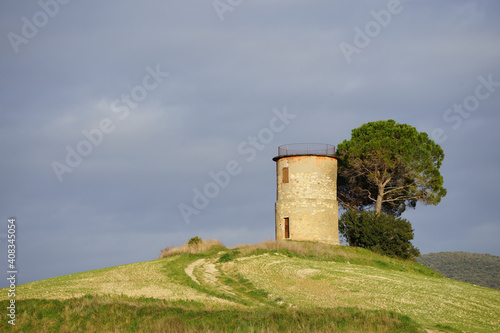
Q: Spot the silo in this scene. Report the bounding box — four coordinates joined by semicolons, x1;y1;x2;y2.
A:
273;143;338;244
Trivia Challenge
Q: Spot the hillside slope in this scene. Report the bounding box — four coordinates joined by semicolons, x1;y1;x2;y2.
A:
417;251;500;290
1;241;499;332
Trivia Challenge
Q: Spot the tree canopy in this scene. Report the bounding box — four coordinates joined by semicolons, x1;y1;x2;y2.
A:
336;120;446;215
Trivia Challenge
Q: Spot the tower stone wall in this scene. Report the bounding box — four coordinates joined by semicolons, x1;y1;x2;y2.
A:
273;153;339;245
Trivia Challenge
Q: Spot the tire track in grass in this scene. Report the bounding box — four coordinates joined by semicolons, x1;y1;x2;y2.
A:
184;258;205;285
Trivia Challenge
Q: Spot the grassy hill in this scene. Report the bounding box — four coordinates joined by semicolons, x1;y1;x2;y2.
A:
1;240;499;332
417;251;500;290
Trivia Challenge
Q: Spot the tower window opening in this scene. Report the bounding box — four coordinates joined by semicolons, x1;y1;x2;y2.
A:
283;167;289;183
284;217;290;238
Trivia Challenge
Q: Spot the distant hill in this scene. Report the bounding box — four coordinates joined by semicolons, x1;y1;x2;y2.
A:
417;251;500;290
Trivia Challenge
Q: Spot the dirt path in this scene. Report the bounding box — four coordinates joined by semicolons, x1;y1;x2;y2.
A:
184;259;205;285
184;257;236;294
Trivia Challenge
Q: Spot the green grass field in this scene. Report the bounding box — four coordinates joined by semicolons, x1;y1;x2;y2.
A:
1;240;499;332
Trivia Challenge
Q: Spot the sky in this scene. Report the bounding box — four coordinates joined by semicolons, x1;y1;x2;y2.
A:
1;0;499;288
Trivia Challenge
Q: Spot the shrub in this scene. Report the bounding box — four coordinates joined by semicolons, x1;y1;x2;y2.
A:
188;236;202;246
159;239;224;258
217;253;233;263
339;210;420;260
217;250;241;263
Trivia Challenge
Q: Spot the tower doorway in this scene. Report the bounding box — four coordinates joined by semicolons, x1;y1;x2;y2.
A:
284;217;290;239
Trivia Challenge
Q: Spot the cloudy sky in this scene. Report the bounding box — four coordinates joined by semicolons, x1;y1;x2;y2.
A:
1;0;499;287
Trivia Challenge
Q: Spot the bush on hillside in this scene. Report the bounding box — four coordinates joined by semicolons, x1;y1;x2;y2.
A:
159;238;224;258
188;236;202;246
339;210;420;260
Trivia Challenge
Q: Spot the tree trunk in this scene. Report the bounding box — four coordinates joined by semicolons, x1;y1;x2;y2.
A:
375;184;384;214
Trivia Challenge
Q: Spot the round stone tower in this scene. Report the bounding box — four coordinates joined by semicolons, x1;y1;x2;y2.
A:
273;143;339;245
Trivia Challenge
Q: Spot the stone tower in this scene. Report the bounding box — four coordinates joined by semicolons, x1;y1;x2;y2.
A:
273;143;339;245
